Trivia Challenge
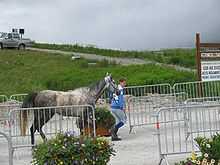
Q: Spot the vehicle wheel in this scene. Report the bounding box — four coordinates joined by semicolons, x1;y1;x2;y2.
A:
18;44;25;50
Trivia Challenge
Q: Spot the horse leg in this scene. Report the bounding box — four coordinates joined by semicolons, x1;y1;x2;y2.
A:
31;117;43;146
30;124;36;147
30;119;47;149
77;117;84;135
37;110;55;142
39;127;47;142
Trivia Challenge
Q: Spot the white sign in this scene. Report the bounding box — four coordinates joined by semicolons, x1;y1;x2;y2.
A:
201;61;220;81
201;52;220;58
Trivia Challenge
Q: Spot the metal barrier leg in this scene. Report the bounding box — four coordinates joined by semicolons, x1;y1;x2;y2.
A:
158;158;163;165
0;132;13;165
164;156;170;165
183;111;190;141
158;155;170;165
8;137;13;165
129;126;134;134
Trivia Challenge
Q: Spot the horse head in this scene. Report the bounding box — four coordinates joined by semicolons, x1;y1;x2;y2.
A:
104;73;117;94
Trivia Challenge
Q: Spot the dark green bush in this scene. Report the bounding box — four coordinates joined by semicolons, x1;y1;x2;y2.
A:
95;107;115;129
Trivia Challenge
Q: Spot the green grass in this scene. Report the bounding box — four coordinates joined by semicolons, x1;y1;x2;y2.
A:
33;43;196;68
0;50;195;96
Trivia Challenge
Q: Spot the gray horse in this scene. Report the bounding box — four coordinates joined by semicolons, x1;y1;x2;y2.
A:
20;74;117;145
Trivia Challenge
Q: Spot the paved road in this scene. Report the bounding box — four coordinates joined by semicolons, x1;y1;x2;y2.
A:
27;47;195;72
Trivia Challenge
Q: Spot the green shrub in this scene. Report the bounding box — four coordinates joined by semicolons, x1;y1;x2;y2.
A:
32;133;115;165
95;107;115;129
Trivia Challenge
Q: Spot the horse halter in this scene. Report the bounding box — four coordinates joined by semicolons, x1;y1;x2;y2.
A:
104;75;118;92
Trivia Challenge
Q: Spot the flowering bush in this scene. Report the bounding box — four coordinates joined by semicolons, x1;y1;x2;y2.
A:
32;132;115;165
175;152;218;165
195;133;220;162
175;133;220;165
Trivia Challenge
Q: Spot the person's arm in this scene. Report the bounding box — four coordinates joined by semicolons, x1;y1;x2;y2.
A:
118;90;124;110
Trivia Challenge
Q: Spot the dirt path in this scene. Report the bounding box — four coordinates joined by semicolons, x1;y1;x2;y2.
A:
27;47;195;72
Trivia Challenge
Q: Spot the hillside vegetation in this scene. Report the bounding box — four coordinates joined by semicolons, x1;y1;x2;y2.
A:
0;50;195;95
33;43;196;68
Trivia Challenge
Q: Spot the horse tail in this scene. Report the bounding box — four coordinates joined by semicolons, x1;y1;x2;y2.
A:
20;92;38;136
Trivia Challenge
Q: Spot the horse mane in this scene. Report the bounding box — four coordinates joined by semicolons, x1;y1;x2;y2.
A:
88;79;105;92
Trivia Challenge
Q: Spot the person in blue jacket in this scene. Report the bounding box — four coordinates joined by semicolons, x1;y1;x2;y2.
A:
110;78;127;141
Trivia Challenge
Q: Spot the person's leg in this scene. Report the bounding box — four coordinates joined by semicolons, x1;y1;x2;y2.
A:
111;109;122;140
111;109;126;141
114;110;126;130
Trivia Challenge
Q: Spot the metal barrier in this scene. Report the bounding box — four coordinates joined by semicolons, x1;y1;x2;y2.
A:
101;83;172;103
2;80;220;103
0;101;20;165
101;80;220;102
0;102;21;130
9;94;27;102
174;80;220;99
0;95;8;103
127;93;187;133
185;96;220;105
0;80;219;164
125;83;172;96
0;104;95;165
155;104;220;165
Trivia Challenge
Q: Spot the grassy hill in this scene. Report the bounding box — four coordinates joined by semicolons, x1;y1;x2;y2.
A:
0;50;195;95
33;43;196;68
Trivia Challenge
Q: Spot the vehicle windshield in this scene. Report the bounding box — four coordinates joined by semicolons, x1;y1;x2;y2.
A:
0;33;7;38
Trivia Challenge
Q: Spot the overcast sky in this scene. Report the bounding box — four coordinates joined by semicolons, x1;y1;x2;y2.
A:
0;0;219;50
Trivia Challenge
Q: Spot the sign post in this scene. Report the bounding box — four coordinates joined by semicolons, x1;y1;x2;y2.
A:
195;33;220;97
196;33;201;81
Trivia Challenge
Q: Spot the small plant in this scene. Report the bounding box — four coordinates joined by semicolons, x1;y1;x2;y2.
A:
32;132;115;165
195;133;220;162
95;107;115;130
80;107;115;136
175;133;220;165
175;152;218;165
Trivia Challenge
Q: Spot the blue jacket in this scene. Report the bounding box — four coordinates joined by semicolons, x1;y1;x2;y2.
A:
111;85;125;110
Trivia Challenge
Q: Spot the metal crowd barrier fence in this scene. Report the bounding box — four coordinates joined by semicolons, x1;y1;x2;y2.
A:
127;93;187;133
0;104;96;165
0;102;21;130
185;96;220;105
2;80;220;104
173;80;220;99
125;83;172;97
9;94;27;102
0;95;8;103
101;80;220;104
155;104;220;165
100;83;172;103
